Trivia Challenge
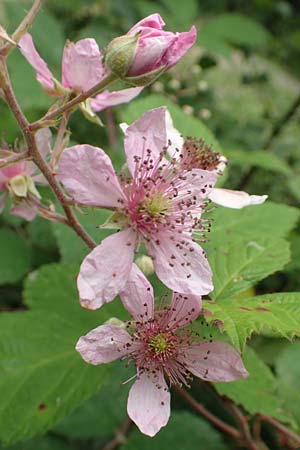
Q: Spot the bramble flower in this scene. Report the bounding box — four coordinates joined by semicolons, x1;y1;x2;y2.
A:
0;129;51;220
76;265;248;437
18;33;143;112
105;13;197;86
58;107;217;309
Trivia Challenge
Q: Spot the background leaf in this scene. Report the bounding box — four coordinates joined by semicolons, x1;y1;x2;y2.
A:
0;229;31;285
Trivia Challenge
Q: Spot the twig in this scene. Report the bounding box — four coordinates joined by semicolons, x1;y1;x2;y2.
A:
100;418;133;450
0;0;43;57
174;386;241;440
30;74;116;130
0;150;30;168
1;59;96;249
258;414;300;448
238;91;300;190
228;402;259;450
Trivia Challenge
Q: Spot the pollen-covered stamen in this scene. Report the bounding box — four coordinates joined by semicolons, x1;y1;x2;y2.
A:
179;137;222;171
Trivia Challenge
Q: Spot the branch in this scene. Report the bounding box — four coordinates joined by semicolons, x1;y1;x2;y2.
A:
30;74;116;131
0;150;30;168
174;386;241;441
0;0;43;57
1;60;96;249
258;414;300;447
100;418;133;450
228;402;259;450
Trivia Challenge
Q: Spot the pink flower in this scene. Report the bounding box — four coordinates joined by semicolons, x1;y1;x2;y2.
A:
0;129;51;220
58;107;217;309
18;33;142;111
125;14;196;77
163;116;267;209
76;265;248;437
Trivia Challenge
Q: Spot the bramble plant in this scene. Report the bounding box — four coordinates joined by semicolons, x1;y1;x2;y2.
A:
0;1;300;449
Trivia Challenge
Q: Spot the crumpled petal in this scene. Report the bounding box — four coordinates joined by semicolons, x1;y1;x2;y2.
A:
161;26;197;70
123;107;168;176
90;87;143;112
19;33;54;90
119;263;154;321
62;38;106;92
209;188;268;209
58;145;125;208
167;292;202;330
10;201;37;221
128;14;165;33
78;228;136;310
183;341;249;382
26;128;52;183
76;324;132;364
147;232;213;296
127;369;170;437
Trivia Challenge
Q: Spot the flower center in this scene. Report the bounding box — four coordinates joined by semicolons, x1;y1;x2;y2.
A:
149;333;170;354
138;193;170;221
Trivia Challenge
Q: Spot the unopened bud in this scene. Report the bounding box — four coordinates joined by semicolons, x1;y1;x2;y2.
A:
135;255;154;277
105;33;139;79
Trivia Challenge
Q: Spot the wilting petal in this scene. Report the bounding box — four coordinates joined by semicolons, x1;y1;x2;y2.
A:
0;193;7;212
10;201;37;221
62;38;106;92
76;324;132;364
19;33;54;90
123;107;168;176
183;341;249;382
78;229;136;310
165;110;184;158
128;14;165;33
58;145;125;208
127;369;170;437
168;292;201;329
162;26;197;70
120;263;154;321
209;188;268;209
35;128;52;160
90;87;143;112
148;233;213;296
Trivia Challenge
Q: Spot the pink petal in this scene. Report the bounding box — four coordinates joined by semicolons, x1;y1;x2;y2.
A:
128;14;165;34
162;26;197;69
168;292;202;329
62;38;106;92
123;107;168;176
165;110;184;158
183;341;249;382
90;87;143;112
76;324;132;364
127;369;170;436
19;33;54;90
119;263;154;321
147;233;213;296
58;145;125;208
26;128;52;180
10;201;37;221
78;229;137;310
0;161;26;182
209;188;268;209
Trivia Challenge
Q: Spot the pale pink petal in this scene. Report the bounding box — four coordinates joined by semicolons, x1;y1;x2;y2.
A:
78;229;137;310
19;33;54;90
26;128;52;180
127;369;170;436
58;145;125;208
62;38;106;92
162;26;197;69
209;188;268;209
183;341;249;382
119;263;154;321
0;193;7;212
165;110;184;158
147;233;213;295
124;107;168;176
128;14;165;34
0;162;26;181
10;201;37;221
168;292;202;329
90;87;143;112
76;324;132;364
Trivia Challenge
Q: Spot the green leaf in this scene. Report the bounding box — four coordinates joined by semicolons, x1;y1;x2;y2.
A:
119;94;222;152
207;237;290;300
204;292;300;351
214;347;295;426
225;149;292;176
52;208;113;265
208;202;300;245
2;435;73;450
0;264;126;445
0;229;31;285
121;411;229;450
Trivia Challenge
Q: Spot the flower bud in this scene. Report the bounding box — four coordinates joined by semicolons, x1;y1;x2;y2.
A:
135;255;154;277
105;33;139;79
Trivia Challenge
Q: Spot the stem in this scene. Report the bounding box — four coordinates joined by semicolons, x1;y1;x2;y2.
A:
0;151;30;168
100;418;133;450
30;74;117;130
174;386;241;441
0;0;43;57
1;60;96;249
228;403;259;450
238;90;300;190
258;414;300;447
